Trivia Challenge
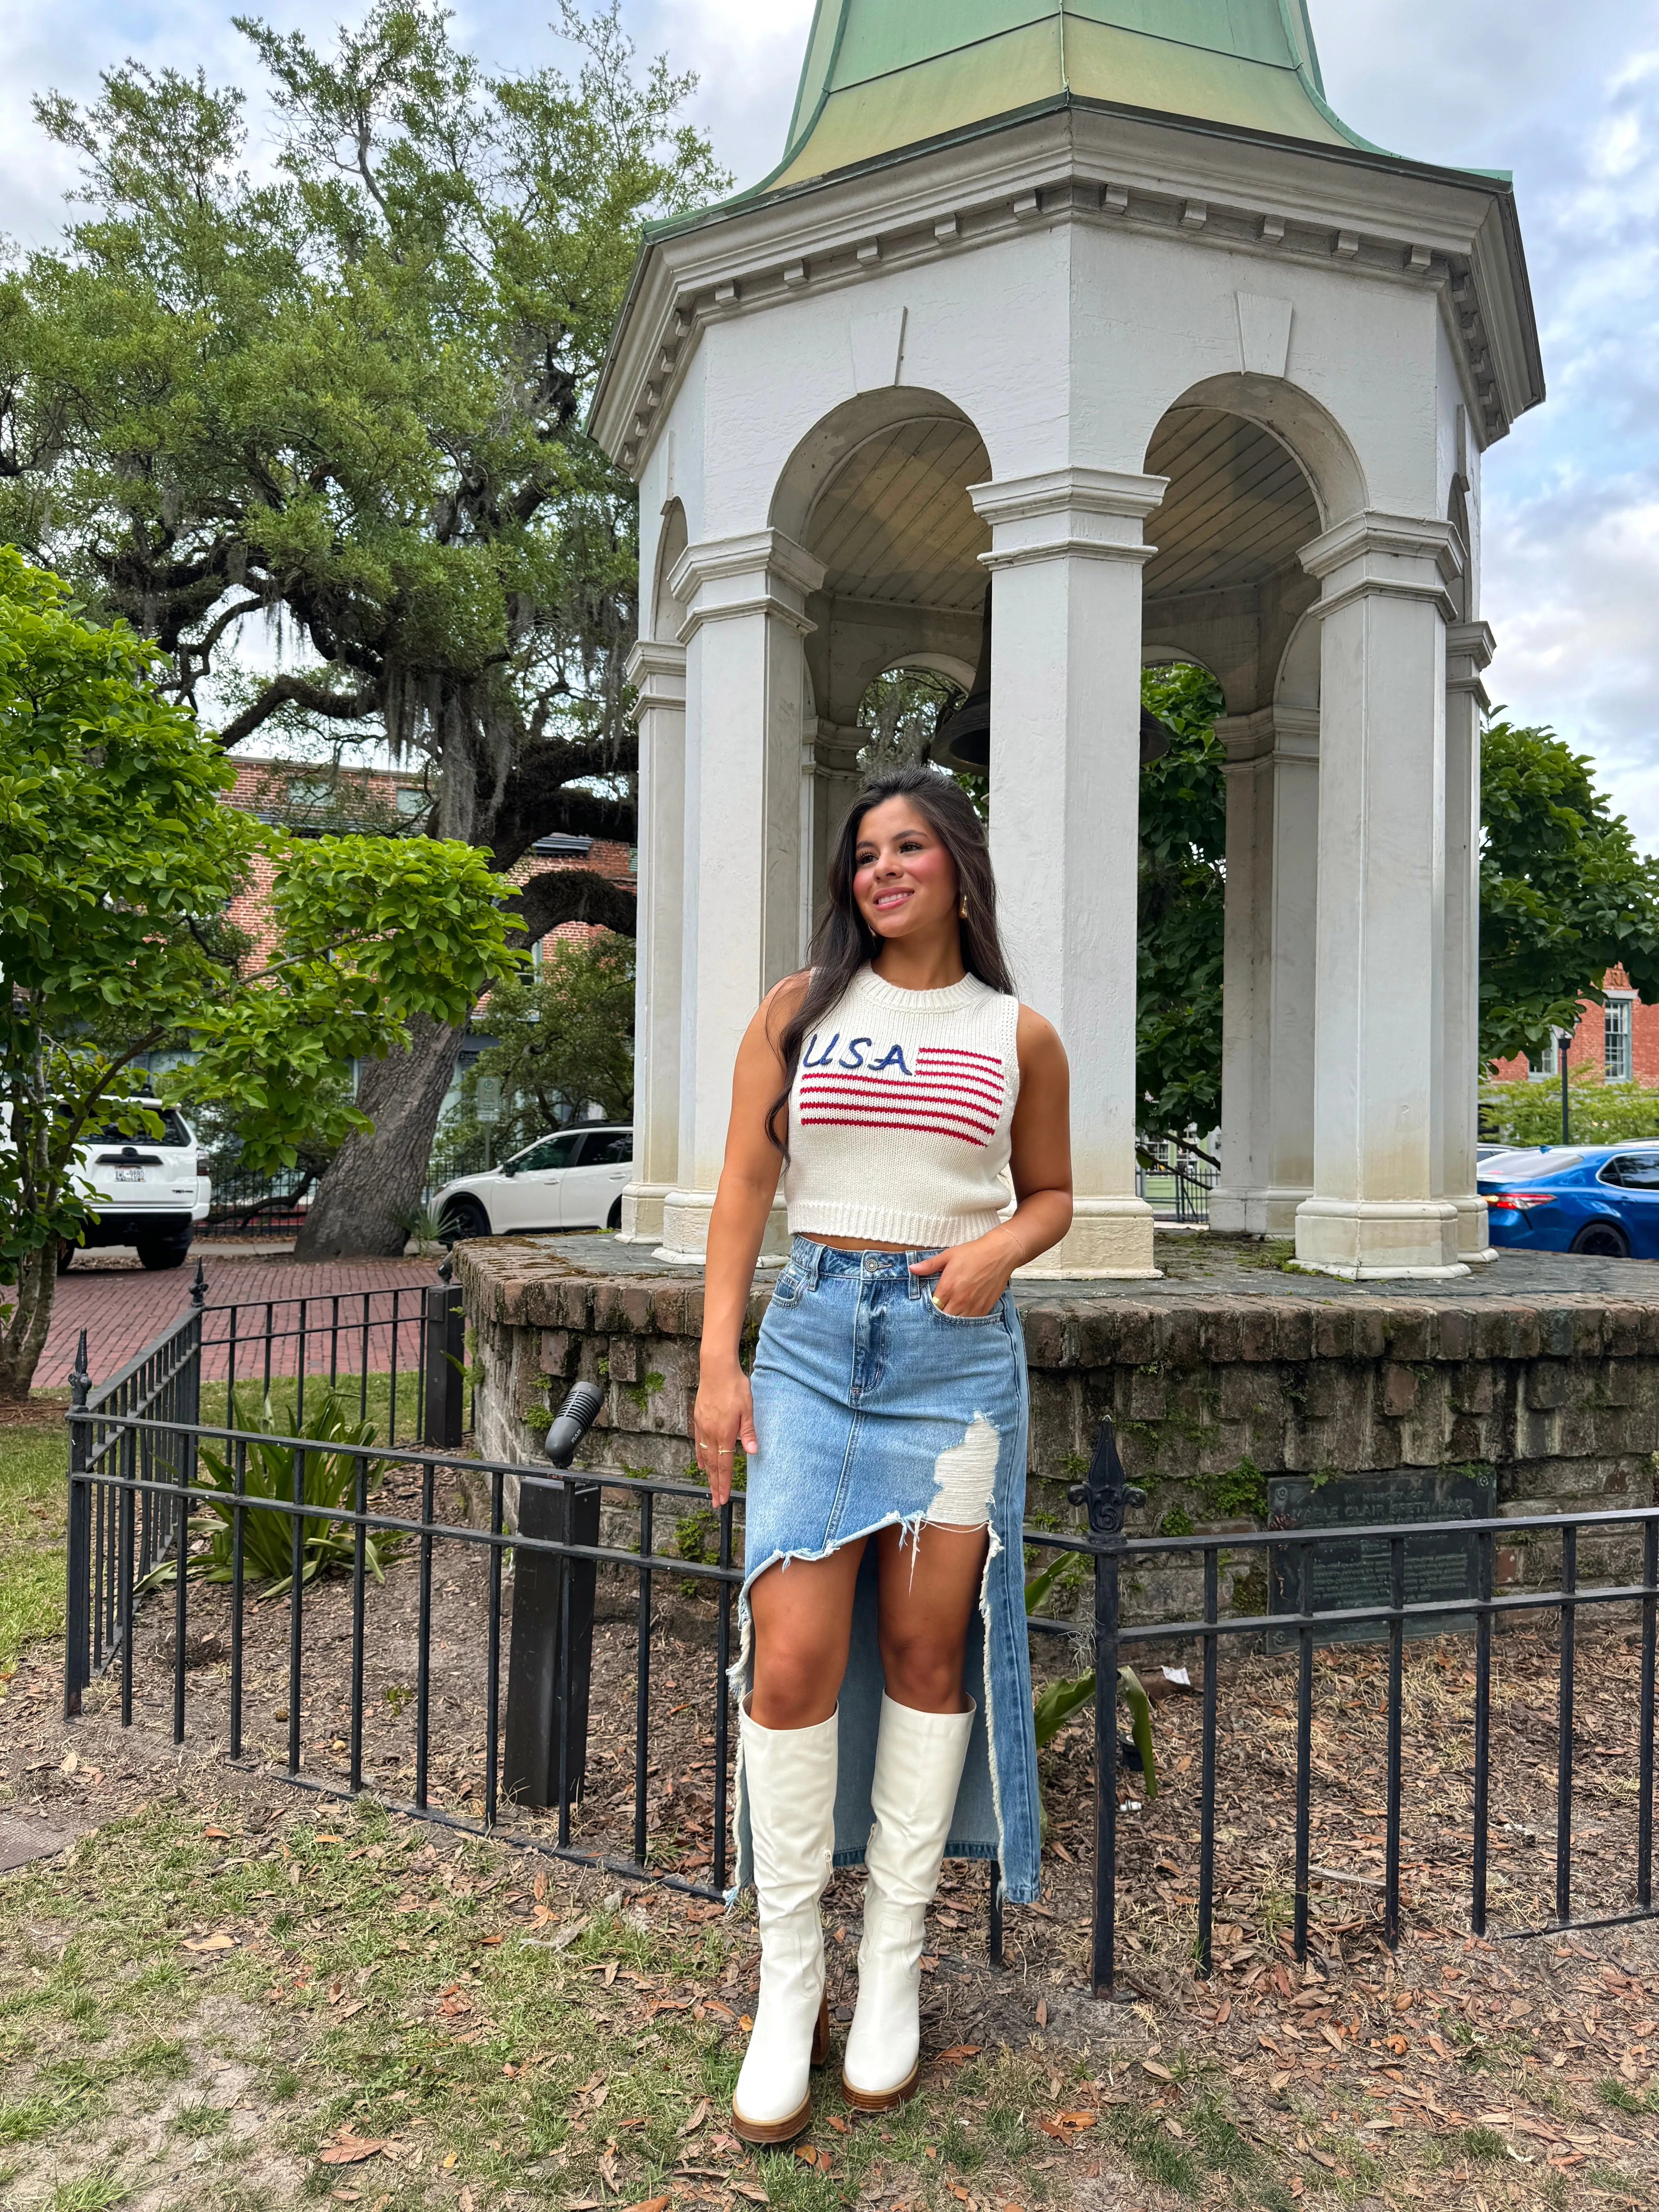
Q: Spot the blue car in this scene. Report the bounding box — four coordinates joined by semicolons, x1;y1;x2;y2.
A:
1478;1143;1659;1259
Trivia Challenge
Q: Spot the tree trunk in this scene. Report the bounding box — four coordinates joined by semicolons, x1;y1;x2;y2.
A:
295;866;637;1259
295;1016;464;1259
0;1242;59;1402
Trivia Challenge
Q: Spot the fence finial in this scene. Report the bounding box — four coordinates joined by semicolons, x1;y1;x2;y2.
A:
190;1257;208;1307
69;1327;90;1407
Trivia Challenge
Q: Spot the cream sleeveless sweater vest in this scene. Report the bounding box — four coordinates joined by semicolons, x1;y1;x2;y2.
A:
781;967;1020;1247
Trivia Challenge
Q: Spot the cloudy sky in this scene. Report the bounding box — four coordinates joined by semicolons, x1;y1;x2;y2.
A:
4;0;1657;838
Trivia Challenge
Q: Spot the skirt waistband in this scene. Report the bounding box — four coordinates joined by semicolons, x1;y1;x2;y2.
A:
788;1236;944;1282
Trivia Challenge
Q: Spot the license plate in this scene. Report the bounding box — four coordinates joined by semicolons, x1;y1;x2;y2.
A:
115;1168;145;1182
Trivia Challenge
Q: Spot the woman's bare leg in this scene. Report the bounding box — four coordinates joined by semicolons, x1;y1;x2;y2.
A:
873;1520;989;1713
748;1539;867;1728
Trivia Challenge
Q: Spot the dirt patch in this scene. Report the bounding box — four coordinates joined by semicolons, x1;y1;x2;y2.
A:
0;1810;89;1873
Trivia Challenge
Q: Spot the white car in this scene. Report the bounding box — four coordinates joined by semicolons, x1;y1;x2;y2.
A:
66;1101;210;1270
435;1125;633;1240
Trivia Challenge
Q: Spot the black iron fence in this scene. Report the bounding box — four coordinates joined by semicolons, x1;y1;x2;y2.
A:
1135;1140;1217;1224
196;1166;320;1240
64;1295;1659;1996
183;1264;462;1444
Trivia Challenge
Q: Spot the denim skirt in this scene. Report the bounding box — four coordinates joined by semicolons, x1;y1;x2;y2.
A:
731;1238;1041;1905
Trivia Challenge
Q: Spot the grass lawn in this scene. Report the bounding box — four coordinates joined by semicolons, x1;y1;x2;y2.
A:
0;1400;70;1671
0;1791;1286;2212
0;1374;431;1676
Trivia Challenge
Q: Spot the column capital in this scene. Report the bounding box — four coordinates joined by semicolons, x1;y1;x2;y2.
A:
808;719;865;780
625;637;687;716
668;529;825;641
970;466;1168;571
1301;510;1463;624
1216;706;1319;767
1446;621;1496;666
1446;620;1497;703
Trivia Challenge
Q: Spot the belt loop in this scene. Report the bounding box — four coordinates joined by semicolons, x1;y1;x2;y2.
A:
804;1238;824;1286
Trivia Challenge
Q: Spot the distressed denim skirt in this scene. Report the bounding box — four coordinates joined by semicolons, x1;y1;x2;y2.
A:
731;1238;1041;1905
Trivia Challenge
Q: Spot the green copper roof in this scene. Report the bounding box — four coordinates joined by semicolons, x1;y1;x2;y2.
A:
758;0;1387;190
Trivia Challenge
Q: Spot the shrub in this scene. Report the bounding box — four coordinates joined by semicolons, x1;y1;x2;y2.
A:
142;1389;394;1597
1482;1075;1659;1146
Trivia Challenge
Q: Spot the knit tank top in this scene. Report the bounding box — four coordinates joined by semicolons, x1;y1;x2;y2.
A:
781;967;1021;1247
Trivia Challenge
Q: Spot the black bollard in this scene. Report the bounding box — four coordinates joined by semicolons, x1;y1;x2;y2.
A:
502;1382;604;1813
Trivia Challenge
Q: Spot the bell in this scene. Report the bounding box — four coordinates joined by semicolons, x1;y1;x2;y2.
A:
931;587;1174;773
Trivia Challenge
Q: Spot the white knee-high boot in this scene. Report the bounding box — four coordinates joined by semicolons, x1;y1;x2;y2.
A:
842;1694;974;2109
731;1704;838;2145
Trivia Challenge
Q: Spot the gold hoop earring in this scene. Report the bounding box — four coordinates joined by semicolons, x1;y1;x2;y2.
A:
959;893;969;920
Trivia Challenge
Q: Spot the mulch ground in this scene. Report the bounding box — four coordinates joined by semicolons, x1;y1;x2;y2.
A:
2;1452;1655;2211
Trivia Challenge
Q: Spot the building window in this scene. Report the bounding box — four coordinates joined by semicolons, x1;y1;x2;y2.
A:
1605;995;1634;1083
1532;1032;1560;1079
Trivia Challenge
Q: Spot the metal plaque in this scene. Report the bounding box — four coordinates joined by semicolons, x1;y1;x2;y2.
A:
1266;1467;1498;1652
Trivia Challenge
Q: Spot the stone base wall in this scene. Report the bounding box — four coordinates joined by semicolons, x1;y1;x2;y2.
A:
455;1242;1659;1613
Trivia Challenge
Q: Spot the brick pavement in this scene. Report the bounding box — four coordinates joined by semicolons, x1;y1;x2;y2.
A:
40;1250;443;1388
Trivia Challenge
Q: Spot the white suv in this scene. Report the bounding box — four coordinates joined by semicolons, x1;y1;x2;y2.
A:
67;1102;210;1270
435;1125;633;1240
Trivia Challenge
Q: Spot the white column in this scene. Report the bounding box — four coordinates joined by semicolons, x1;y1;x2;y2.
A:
617;639;685;1244
1445;621;1497;1262
972;467;1166;1279
808;720;866;927
1295;513;1465;1278
658;531;824;1264
1209;707;1319;1238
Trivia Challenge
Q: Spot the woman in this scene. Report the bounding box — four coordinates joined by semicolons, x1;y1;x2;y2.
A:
693;764;1072;2145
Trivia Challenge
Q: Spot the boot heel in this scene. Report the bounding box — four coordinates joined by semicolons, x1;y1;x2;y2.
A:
810;1991;830;2067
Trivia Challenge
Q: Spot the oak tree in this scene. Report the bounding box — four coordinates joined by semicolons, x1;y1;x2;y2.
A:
0;551;517;1398
0;1;723;1252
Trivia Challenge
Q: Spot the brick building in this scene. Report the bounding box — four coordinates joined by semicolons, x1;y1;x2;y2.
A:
220;761;636;965
135;761;637;1130
1492;966;1659;1085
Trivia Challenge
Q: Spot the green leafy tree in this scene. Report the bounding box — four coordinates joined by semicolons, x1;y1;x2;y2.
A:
1479;721;1659;1063
0;0;724;1254
0;551;518;1398
1482;1073;1659;1148
1128;701;1659;1158
1137;663;1226;1153
432;931;635;1178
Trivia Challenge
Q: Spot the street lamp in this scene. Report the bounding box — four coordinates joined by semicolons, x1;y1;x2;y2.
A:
1558;1029;1571;1146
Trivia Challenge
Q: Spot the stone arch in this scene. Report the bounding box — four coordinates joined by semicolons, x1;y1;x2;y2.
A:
887;648;977;694
768;385;989;546
1446;479;1473;626
773;387;995;900
652;498;689;640
1139;377;1344;717
1154;373;1368;529
771;386;993;738
1274;607;1322;717
1142;642;1223;681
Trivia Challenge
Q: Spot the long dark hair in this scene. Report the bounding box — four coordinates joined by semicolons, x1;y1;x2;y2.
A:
766;765;1015;1151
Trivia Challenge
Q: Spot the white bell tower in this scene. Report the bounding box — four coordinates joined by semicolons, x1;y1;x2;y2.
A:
592;0;1542;1278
